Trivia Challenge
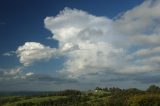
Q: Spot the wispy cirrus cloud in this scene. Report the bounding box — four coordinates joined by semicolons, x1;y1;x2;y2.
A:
0;67;23;80
0;22;6;25
3;51;15;56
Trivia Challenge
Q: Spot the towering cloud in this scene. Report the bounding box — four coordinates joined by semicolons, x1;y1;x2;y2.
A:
44;7;124;79
13;0;160;84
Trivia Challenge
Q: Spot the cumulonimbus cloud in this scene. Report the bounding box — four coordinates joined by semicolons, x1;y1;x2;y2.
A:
44;7;125;79
15;0;160;82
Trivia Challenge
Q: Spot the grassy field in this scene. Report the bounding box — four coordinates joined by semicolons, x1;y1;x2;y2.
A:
2;96;67;106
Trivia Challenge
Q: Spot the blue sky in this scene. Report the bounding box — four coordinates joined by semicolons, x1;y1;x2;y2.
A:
1;0;160;91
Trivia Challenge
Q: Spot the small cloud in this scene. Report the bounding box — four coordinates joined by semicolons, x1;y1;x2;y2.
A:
16;42;58;66
0;22;6;25
0;67;23;80
46;36;53;40
3;51;15;56
26;72;34;76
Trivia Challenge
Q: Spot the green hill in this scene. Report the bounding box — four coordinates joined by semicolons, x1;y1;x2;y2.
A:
1;85;160;106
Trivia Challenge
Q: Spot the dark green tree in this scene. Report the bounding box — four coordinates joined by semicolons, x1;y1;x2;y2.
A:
146;85;160;93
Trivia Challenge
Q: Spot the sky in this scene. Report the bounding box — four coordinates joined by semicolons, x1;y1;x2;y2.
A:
1;0;160;91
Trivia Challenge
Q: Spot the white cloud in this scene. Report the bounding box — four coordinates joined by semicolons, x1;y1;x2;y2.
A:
26;72;34;76
16;42;58;66
114;0;160;47
0;67;23;80
3;53;12;56
44;7;114;45
12;0;160;84
131;34;160;45
45;7;124;79
115;0;160;34
0;22;6;25
136;56;160;65
132;46;160;57
121;65;159;74
5;67;22;76
3;51;15;56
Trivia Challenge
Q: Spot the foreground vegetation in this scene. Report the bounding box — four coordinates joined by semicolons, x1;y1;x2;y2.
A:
1;85;160;106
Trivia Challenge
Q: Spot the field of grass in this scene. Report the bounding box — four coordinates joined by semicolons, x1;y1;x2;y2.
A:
2;96;67;106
